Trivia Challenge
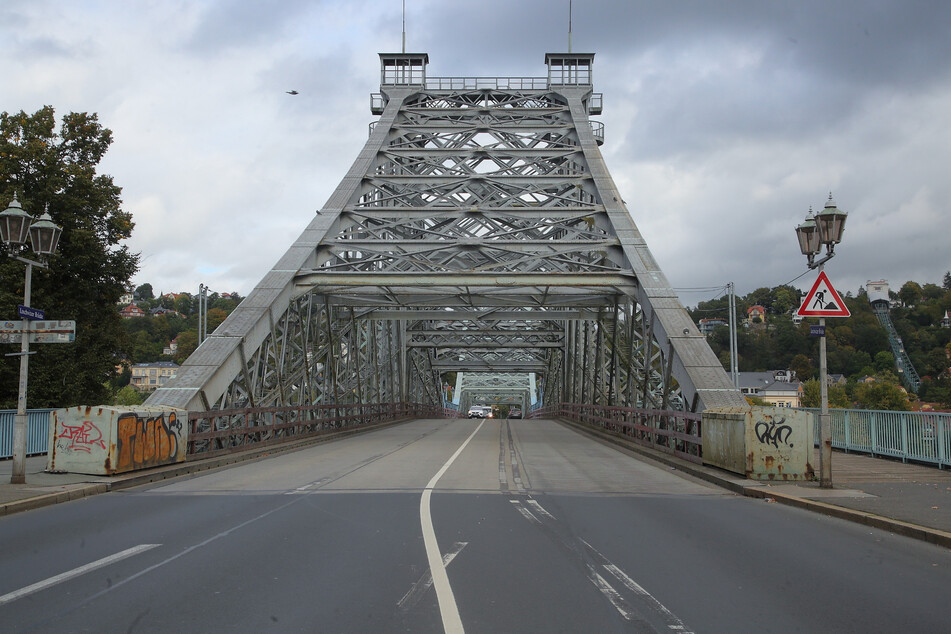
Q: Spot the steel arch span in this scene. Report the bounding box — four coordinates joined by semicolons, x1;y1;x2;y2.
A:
145;52;745;444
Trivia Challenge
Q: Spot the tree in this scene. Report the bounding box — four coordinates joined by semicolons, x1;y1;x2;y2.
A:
944;271;951;291
874;351;895;373
853;373;911;411
1;107;139;408
801;379;850;408
789;354;814;382
207;307;228;333
134;283;154;301
114;385;144;406
174;330;199;364
898;281;923;307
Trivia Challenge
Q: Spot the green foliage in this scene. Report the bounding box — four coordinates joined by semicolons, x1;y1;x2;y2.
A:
801;379;851;409
789;354;814;381
853;373;911;411
898;281;923;306
134;283;153;300
113;385;144;406
690;277;951;407
1;106;139;408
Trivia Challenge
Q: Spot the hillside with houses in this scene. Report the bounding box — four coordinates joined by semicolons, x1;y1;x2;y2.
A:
688;276;951;412
110;283;243;404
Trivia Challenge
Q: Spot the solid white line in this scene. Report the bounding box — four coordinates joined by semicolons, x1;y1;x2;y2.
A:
0;544;160;606
397;542;468;611
420;420;484;634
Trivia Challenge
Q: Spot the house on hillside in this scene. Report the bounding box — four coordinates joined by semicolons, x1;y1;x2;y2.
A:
119;304;146;318
150;306;182;318
941;310;951;328
737;371;803;408
746;305;766;325
698;318;728;336
163;335;180;357
130;361;179;391
118;292;134;305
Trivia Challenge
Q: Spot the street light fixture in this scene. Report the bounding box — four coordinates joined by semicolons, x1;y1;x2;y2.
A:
1;193;63;485
796;195;847;270
794;193;847;489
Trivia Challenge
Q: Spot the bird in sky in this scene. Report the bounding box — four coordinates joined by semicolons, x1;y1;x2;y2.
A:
286;90;299;95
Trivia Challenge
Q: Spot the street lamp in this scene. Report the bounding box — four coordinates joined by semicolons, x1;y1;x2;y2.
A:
794;193;847;489
1;194;62;484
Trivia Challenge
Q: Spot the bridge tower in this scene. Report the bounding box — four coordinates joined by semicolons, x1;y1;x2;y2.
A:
146;52;745;433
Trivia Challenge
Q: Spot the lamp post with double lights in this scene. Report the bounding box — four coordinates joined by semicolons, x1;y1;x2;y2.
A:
795;194;848;488
1;194;62;484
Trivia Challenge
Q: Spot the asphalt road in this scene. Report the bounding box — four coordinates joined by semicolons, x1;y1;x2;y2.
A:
1;418;950;633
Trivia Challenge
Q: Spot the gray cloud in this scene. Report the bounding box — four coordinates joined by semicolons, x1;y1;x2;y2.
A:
2;0;949;305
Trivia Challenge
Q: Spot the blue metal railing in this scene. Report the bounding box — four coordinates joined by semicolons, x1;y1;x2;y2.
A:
0;409;54;459
802;407;949;469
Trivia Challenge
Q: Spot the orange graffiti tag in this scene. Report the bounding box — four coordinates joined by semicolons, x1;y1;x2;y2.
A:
116;412;182;471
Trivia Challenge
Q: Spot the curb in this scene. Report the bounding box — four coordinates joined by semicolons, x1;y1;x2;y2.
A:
553;416;951;550
0;417;415;517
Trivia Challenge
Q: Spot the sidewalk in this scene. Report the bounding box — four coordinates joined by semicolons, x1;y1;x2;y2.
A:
3;428;951;550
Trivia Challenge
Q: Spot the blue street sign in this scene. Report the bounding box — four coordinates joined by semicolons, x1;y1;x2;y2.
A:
810;325;825;337
17;305;45;320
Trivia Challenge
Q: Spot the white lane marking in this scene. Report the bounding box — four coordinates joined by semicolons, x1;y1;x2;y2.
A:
585;564;634;621
514;503;540;524
0;544;160;606
525;499;555;520
420;420;485;634
397;542;468;611
603;564;694;633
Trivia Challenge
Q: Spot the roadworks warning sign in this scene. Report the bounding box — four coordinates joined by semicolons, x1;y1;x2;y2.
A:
796;271;850;317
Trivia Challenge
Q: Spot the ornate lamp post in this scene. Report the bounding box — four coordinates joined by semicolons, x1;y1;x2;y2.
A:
1;194;62;484
795;194;847;488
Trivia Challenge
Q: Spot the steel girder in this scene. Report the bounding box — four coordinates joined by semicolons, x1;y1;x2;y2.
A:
455;372;536;411
146;52;745;416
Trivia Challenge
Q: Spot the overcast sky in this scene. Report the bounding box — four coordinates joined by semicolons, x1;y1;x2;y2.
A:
3;0;949;307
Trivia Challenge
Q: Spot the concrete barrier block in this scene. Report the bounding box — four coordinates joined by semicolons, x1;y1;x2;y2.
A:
702;406;814;481
48;406;188;475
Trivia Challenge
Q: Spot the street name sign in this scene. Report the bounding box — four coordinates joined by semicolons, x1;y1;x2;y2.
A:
17;305;45;320
796;271;851;318
0;320;76;344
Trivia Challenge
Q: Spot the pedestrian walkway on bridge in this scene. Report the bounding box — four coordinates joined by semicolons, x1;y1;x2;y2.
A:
2;428;950;550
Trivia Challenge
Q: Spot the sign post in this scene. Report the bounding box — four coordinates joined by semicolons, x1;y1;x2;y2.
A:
796;269;850;488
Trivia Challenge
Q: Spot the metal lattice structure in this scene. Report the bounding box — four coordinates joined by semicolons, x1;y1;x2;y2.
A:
454;372;537;411
146;52;745;423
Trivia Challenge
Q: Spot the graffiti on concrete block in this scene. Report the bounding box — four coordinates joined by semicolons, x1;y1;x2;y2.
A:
755;418;794;448
116;411;183;471
59;420;107;453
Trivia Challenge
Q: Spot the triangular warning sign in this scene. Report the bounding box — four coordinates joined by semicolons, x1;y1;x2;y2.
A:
797;271;851;317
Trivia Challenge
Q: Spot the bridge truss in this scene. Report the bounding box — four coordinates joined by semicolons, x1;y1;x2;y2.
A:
147;52;745;428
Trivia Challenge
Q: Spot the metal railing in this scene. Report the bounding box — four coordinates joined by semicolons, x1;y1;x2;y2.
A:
802;407;950;468
424;76;549;91
186;401;446;458
0;409;53;459
871;306;922;392
531;402;703;464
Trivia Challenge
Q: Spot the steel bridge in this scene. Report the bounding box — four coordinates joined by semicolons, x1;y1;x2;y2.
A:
145;52;746;449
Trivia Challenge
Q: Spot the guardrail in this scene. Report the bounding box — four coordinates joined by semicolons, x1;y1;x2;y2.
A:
425;76;549;91
530;403;703;464
802;407;950;469
0;409;53;459
187;401;446;458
